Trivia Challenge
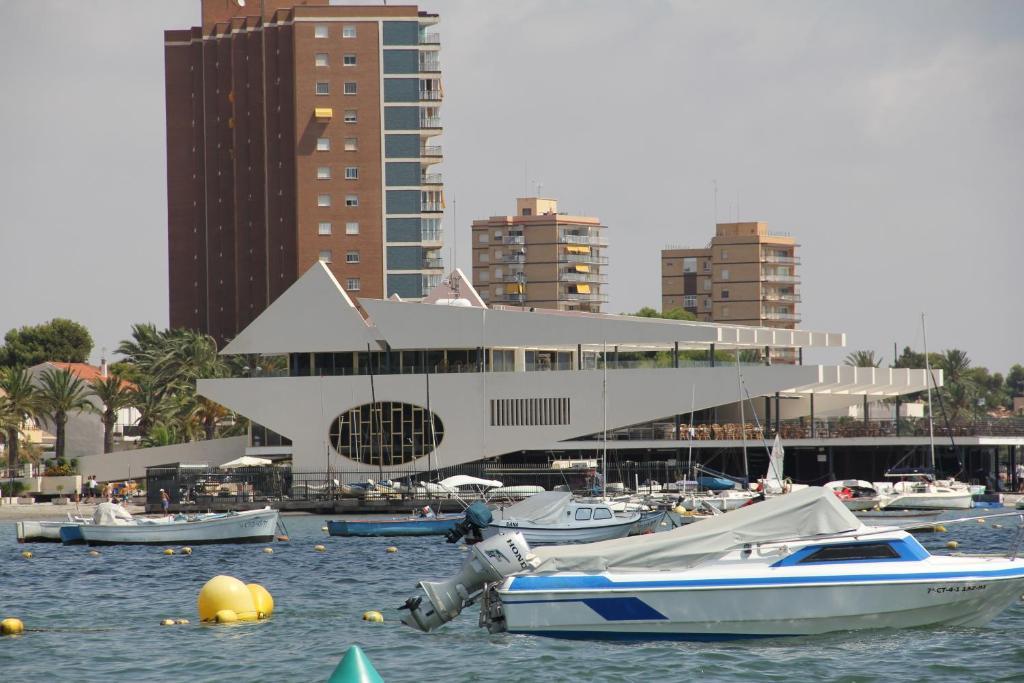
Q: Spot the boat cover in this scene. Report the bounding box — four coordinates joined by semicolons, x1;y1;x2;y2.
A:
530;487;864;572
491;491;572;525
435;475;504;490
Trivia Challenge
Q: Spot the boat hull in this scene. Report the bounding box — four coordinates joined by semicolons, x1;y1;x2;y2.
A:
17;520;74;543
327;515;461;537
483;517;637;546
74;509;279;545
498;565;1024;639
881;493;972;510
841;497;883;512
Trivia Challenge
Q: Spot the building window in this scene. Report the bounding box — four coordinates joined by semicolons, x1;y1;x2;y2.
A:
704;298;711;310
479;253;489;263
721;250;728;260
721;289;730;299
682;257;697;273
315;81;330;96
345;167;359;180
344;82;357;95
344;137;357;150
319;250;332;263
342;25;357;38
346;222;359;235
330;401;443;465
314;24;329;39
479;233;489;244
315;53;329;67
683;295;697;308
493;285;503;295
318;222;332;235
490;398;571;427
721;269;730;280
343;54;357;66
316;137;330;151
317;166;331;180
703;261;711;271
317;193;331;207
479;271;490;282
346;251;360;263
345;194;358;207
722;306;730;316
344;110;357;123
346;278;361;291
703;278;711;291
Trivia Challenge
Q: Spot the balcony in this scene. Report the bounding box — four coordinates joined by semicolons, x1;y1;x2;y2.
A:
762;311;801;322
563;292;609;303
419;56;441;72
422;258;444;270
420;173;442;185
500;253;526;264
762;272;800;284
505;235;524;245
560;233;607;246
420;90;442;101
762;292;801;303
763;255;800;265
421;228;443;243
421;145;442;157
564;253;609;265
560;271;607;284
419;116;442;129
421;201;443;212
501;271;526;282
419;32;440;45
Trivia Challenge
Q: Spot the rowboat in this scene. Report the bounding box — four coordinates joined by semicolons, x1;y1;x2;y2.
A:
63;507;279;545
16;517;87;543
401;487;1024;640
327;514;463;537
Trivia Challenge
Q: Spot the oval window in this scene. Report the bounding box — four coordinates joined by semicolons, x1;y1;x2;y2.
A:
329;401;444;466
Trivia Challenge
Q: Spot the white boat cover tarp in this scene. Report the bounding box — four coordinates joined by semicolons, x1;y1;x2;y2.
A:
492;491;572;525
530;487;863;572
436;475;504;490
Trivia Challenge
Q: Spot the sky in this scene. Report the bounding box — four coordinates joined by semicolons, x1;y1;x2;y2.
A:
0;0;1021;372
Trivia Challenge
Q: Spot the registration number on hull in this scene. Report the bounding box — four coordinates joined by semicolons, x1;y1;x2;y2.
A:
927;584;987;595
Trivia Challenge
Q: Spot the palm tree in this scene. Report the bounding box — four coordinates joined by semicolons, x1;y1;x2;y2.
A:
89;375;136;454
35;368;95;460
0;367;41;476
934;349;975;422
844;350;882;368
130;375;169;438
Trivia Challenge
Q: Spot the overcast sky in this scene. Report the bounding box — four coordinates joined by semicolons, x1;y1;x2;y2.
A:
0;0;1020;372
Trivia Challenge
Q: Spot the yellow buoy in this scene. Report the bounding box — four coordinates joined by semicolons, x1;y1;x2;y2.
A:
458;545;469;551
20;550;32;559
176;618;190;625
182;547;193;555
994;524;1003;529
247;583;274;619
672;506;686;515
88;550;100;557
198;575;259;622
314;544;326;552
386;546;398;553
946;540;959;550
321;526;329;533
977;518;986;524
163;548;175;556
362;611;384;623
276;535;289;542
214;609;239;624
263;547;274;554
933;524;947;533
160;619;176;626
1;618;25;635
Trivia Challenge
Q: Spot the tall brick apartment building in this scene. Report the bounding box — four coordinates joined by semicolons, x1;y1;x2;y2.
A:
165;1;444;342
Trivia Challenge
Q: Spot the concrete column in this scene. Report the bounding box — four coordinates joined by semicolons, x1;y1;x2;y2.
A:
810;393;816;438
709;343;715;367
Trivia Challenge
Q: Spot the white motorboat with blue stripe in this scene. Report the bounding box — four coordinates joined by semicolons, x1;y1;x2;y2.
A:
400;487;1024;640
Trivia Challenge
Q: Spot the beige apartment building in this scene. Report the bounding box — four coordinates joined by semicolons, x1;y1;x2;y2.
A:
471;198;607;312
662;222;800;329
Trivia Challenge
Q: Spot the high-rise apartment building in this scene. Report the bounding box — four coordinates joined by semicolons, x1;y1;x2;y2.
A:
471;198;607;312
661;222;800;328
165;1;444;342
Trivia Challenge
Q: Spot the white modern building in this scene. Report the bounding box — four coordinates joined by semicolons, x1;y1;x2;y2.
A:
192;262;1024;485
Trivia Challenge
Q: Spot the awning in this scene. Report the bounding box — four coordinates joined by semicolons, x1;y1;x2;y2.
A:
219;456;272;469
573;264;590;273
566;245;590;254
576;284;591;294
509;284;524;294
314;107;333;120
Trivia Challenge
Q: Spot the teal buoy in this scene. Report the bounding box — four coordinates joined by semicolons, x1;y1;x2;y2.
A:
327;644;384;683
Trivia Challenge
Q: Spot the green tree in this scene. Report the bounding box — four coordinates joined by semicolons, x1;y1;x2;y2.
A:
89;375;136;454
894;346;926;369
845;350;882;367
1005;364;1024;401
630;306;697;321
1;318;93;368
35;368;95;460
0;367;41;475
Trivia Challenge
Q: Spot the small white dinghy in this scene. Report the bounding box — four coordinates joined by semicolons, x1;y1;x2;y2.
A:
73;507;280;546
17;516;88;543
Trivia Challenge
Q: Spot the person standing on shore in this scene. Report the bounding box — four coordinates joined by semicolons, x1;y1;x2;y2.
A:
160;489;171;514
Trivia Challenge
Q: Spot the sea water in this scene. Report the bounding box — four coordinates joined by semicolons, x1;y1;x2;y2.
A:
2;511;1023;682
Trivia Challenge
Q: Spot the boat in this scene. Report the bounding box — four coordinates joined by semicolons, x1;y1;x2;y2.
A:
627;509;667;535
400;487;1024;639
16;516;88;543
64;507;279;546
327;513;463;537
853;509;944;531
824;479;885;511
879;470;973;510
476;491;640;546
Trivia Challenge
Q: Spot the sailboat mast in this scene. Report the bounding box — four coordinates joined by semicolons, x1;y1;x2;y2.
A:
922;313;936;471
426;370;435;482
687;384;696;481
602;340;608;498
736;352;749;482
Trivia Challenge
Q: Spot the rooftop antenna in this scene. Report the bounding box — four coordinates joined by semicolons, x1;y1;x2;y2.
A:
533;180;543;197
452;197;457;279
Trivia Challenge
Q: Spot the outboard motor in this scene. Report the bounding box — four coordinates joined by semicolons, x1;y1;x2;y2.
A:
400;531;533;632
445;500;493;544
